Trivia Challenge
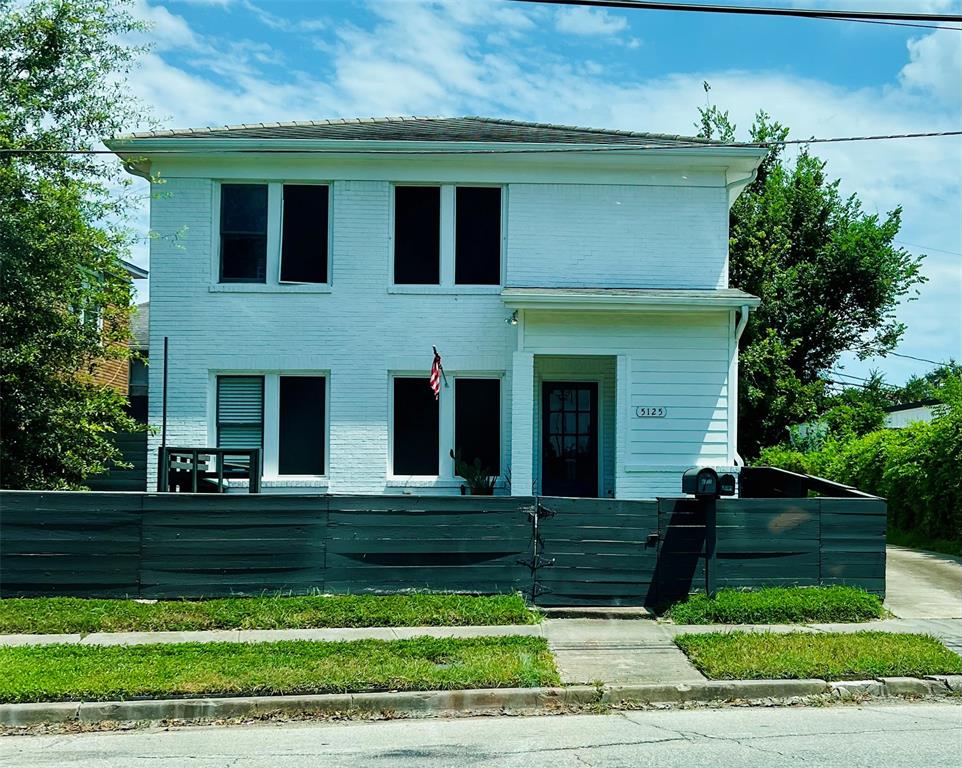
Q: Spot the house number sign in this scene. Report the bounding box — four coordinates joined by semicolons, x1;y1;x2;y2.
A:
635;406;667;418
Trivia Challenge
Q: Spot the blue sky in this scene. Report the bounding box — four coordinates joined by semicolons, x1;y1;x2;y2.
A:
127;0;961;385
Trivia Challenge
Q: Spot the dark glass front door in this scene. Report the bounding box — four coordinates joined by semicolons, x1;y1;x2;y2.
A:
541;382;599;498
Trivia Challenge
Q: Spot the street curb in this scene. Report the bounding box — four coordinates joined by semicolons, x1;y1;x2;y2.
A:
2;675;958;727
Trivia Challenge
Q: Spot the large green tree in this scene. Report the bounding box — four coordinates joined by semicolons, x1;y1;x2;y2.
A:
697;104;927;456
0;0;148;488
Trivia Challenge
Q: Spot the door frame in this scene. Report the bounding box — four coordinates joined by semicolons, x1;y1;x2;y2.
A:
539;380;603;498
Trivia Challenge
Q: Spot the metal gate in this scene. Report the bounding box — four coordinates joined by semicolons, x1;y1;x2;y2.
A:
527;497;661;606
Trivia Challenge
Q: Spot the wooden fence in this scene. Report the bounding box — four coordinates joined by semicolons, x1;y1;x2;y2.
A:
0;489;885;603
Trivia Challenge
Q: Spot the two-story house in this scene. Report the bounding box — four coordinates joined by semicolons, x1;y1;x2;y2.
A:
108;116;763;498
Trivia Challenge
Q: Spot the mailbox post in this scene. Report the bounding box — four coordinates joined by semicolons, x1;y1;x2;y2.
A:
682;467;736;598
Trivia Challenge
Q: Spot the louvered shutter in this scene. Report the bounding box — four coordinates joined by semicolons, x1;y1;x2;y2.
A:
216;376;264;449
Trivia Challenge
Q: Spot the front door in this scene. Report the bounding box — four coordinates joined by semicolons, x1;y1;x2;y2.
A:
541;382;599;498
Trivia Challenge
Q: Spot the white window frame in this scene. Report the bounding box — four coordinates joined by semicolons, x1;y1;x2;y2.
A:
387;370;504;484
211;181;333;293
388;183;505;294
210;371;330;480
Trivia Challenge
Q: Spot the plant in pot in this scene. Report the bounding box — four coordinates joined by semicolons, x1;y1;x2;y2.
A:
450;449;496;495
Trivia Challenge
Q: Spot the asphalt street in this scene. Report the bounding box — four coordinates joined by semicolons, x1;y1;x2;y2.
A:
3;701;960;767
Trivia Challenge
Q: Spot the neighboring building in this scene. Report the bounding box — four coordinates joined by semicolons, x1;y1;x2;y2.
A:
89;260;148;395
884;400;940;429
108;116;764;497
86;301;149;491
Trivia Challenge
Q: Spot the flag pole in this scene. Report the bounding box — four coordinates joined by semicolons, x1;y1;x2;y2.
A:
432;345;449;387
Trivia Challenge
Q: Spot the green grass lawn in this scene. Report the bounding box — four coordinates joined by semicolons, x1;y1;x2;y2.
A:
0;636;559;703
664;586;885;625
0;593;539;635
888;527;961;557
676;631;962;681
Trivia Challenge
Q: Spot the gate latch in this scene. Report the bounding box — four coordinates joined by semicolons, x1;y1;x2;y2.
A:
646;532;660;547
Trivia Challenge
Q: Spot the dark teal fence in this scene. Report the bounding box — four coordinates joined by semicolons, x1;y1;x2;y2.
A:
0;489;885;602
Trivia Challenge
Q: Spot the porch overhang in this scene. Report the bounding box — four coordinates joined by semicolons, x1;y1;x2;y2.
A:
501;287;761;312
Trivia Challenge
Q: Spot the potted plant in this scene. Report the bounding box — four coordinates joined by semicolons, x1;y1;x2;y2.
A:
450;449;496;495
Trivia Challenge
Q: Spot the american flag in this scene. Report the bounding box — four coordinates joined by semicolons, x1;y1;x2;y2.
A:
430;347;443;400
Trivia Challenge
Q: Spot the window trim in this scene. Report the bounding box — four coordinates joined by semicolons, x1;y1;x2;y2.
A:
212;181;332;289
389;183;504;290
387;370;505;483
210;370;330;480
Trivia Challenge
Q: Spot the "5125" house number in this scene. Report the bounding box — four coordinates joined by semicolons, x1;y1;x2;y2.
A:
635;406;667;418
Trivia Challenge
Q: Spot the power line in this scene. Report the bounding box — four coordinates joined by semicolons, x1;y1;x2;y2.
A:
508;0;962;31
894;240;962;257
2;130;959;156
884;351;953;367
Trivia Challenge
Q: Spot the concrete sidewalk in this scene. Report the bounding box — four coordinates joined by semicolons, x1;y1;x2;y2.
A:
885;545;962;619
4;617;959;687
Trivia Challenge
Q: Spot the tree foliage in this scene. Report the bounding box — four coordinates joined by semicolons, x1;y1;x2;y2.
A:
1;0;148;488
697;102;927;456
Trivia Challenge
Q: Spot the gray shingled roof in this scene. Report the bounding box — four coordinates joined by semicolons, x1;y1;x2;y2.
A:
120;116;716;146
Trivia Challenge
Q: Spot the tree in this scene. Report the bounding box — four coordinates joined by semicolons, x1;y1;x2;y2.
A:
0;0;148;488
697;102;927;456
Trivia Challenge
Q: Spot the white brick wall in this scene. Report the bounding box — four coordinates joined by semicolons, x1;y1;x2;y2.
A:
506;184;728;288
146;170;735;498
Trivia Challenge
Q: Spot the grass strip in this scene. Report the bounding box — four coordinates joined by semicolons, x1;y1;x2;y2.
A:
0;636;559;703
0;593;539;635
675;631;962;681
664;586;885;625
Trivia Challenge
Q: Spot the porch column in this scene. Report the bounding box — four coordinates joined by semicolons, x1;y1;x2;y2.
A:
510;351;535;496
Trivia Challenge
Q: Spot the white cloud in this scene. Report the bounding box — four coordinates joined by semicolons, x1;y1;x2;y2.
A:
901;28;962;103
131;0;204;51
555;6;628;36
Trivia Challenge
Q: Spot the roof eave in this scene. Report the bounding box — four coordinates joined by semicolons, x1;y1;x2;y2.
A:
501;290;761;312
104;136;768;161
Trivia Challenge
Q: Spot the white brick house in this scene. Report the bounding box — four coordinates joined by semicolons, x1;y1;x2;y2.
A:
109;117;763;498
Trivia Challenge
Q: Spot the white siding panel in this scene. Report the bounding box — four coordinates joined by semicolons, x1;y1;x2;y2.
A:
523;310;732;492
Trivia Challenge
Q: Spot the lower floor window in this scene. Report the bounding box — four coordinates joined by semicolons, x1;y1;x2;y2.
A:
393;377;439;475
216;373;327;477
279;376;326;475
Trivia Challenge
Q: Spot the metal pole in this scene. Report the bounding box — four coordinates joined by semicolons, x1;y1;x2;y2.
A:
704;497;717;598
161;336;169;449
157;336;170;492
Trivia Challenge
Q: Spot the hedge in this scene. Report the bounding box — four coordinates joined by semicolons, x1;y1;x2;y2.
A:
758;378;961;543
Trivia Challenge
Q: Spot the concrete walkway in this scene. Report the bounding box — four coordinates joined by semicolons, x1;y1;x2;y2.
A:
4;616;959;687
885;545;962;619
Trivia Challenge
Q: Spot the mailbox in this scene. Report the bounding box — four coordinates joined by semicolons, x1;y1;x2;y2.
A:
682;467;719;499
682;467;738;499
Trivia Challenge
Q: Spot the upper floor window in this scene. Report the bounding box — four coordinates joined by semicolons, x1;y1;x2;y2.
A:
220;184;268;282
218;182;329;286
455;187;501;286
394;186;441;284
281;185;329;284
392;184;502;288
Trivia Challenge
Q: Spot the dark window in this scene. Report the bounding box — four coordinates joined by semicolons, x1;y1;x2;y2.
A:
216;376;264;451
279;376;326;475
455;378;501;475
455;187;501;285
394;186;440;284
281;185;329;283
220;184;268;282
393;377;439;475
